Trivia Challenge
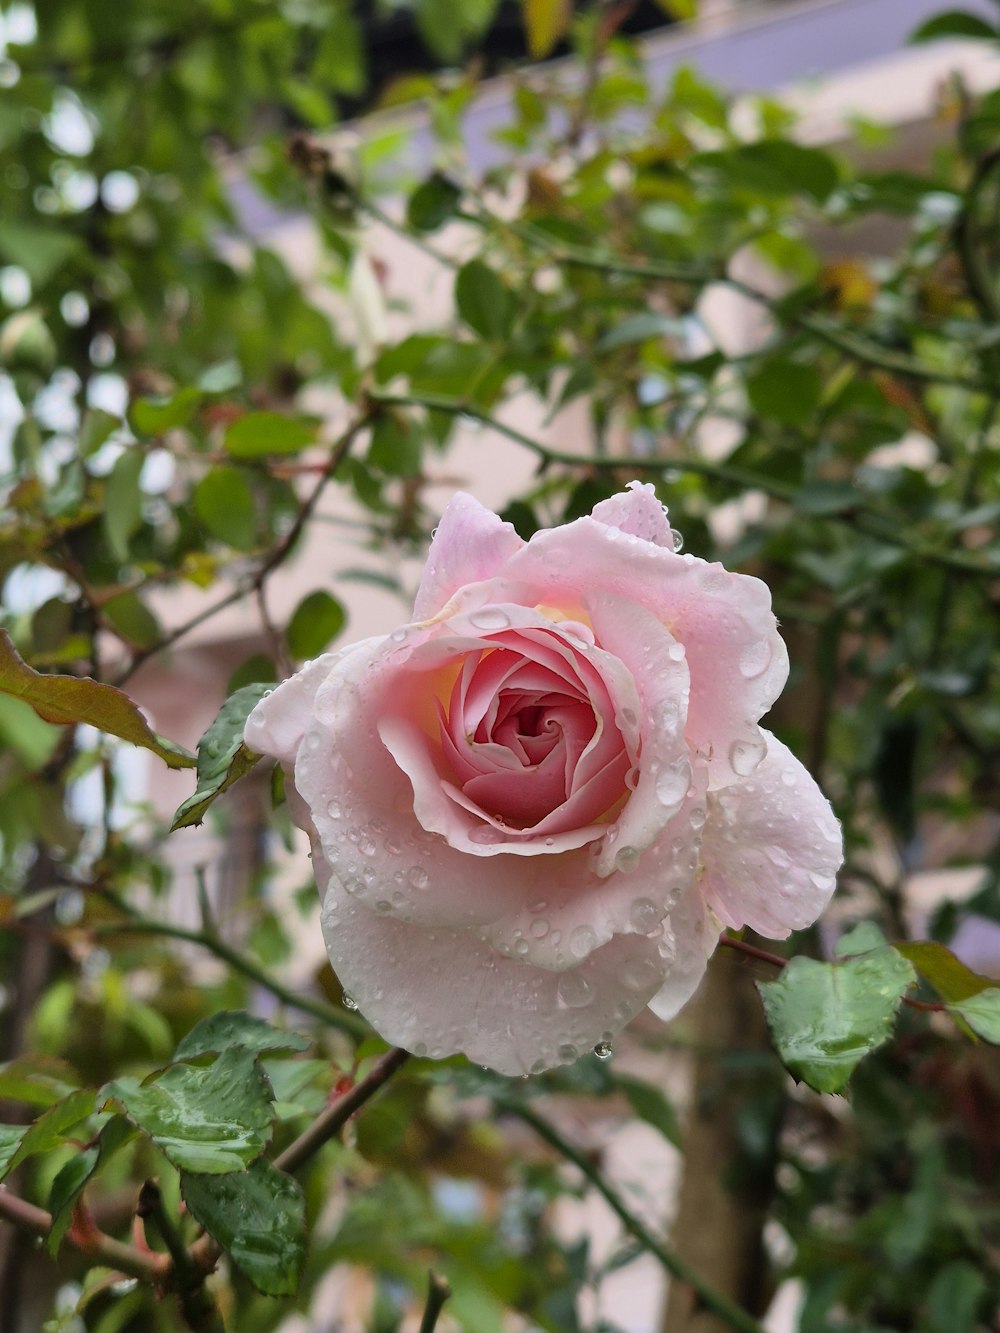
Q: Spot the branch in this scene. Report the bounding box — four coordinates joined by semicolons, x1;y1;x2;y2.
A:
365;390;999;577
0;1185;167;1283
418;1270;452;1333
498;1100;769;1333
273;1046;410;1173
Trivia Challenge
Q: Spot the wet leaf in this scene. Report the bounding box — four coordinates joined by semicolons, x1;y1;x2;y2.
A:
174;1011;310;1062
170;683;270;829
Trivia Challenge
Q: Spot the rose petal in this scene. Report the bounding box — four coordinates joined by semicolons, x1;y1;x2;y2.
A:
315;848;675;1075
244;650;343;766
480;519;788;788
413;491;524;622
591;479;677;548
698;730;842;938
646;877;719;1022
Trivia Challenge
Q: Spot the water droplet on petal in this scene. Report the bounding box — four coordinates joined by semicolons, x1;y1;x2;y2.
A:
530;917;550;939
470;607;510;631
765;844;791;869
470;824;505;845
671;529;684;553
616;845;641;874
569;924;598;958
342;993;358;1011
593;1041;613;1060
780;769;796;788
739;638;773;680
655;759;690;807
514;938;530;956
622;957;661;991
557;971;594;1008
730;736;767;777
667;642;686;662
407;865;430;889
326;800;342;819
557;1042;578;1063
630;897;661;933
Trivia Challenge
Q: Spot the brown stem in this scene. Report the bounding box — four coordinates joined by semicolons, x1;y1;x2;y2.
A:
274;1046;411;1174
0;1185;168;1282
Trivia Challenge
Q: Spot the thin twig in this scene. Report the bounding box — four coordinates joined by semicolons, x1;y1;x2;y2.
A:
499;1100;769;1333
0;1185;167;1282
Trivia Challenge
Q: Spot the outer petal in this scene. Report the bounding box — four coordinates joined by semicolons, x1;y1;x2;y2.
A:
646;877;719;1021
487;518;789;788
591;479;677;548
698;731;842;939
316;850;673;1075
413;491;524;621
244;651;342;766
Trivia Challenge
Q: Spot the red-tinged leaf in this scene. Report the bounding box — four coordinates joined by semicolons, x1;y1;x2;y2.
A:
0;630;194;769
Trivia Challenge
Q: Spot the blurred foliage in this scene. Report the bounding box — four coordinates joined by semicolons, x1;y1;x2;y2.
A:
2;0;1000;1330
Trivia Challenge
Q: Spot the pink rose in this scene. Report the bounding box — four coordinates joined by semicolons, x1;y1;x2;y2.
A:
245;482;842;1075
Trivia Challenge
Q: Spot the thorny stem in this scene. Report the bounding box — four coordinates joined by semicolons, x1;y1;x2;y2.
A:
418;1270;453;1333
501;1100;769;1333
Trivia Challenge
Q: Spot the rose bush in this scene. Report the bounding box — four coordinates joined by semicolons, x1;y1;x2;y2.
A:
246;482;842;1075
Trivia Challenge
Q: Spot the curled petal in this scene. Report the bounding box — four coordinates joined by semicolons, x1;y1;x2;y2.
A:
591;479;677;548
698;731;842;939
413;491;524;622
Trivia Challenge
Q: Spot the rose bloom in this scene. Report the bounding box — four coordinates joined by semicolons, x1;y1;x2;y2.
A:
246;482;842;1075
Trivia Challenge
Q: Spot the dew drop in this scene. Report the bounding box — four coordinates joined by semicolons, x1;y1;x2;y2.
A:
470;824;505;845
342;993;358;1011
616;845;641;874
630;897;661;933
655;759;690;807
671;529;684;553
557;971;594;1008
514;938;530;956
730;737;767;777
530;918;550;939
528;898;548;913
407;865;430;889
593;1041;613;1060
557;1042;578;1063
624;766;641;792
688;804;707;831
667;642;686;662
470;607;510;631
780;769;797;788
765;844;791;869
569;924;598;958
739;638;773;680
390;627;408;643
622;957;660;991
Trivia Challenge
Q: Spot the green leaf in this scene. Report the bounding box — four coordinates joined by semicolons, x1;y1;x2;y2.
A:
616;1076;681;1146
0;222;82;285
598;312;685;352
46;1147;99;1255
0;1126;25;1177
174;1011;310;1062
406;173;462;232
651;0;695;17
948;988;1000;1042
0;693;61;768
103;449;145;562
455;260;514;342
180;1160;305;1296
911;11;997;42
925;1261;988;1333
758;950;916;1094
194;465;257;550
225;411;317;458
286;590;346;659
102;591;161;649
0;1056;80;1109
792;481;858;516
0;630;195;769
696;141;839;201
3;1088;96;1179
368;413;423;478
198;359;243;394
102;1047;274;1174
79;409;121;458
523;0;571;58
129;387;202;436
747;359;822;428
170;683;269;830
893;940;994;1002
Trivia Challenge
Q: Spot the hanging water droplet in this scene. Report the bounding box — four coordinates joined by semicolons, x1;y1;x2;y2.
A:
593;1041;613;1060
730;736;767;777
557;971;594;1008
342;993;358;1011
407;865;430;889
671;528;684;553
469;607;510;631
